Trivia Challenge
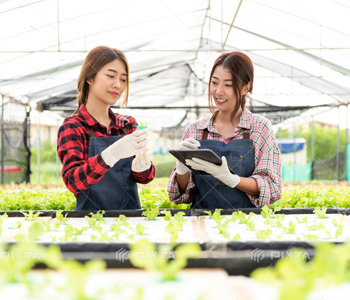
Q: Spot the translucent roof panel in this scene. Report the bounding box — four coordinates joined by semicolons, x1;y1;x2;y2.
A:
0;0;349;128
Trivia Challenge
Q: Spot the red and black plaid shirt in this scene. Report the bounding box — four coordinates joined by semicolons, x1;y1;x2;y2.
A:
57;104;155;195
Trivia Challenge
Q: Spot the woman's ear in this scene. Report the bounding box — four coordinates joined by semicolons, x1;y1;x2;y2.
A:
242;82;251;95
87;78;93;85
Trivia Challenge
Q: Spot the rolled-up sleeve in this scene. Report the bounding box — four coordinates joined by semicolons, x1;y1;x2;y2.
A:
57;122;110;195
167;126;198;204
167;168;196;204
247;118;282;207
132;163;156;184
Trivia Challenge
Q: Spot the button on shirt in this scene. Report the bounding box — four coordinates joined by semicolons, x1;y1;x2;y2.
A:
167;108;282;207
57;104;155;195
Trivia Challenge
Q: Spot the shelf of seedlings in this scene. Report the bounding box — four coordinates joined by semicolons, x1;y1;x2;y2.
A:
1;207;350;276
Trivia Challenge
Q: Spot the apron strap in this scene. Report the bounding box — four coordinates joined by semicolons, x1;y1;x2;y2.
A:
88;126;129;138
88;127;96;138
243;130;250;140
202;128;209;140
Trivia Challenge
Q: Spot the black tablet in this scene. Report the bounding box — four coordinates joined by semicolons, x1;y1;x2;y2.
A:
169;149;236;174
169;149;222;167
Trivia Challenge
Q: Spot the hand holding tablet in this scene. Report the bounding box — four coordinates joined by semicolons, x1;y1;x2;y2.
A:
170;148;236;175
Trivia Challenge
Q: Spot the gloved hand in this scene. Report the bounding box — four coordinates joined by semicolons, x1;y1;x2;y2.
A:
176;138;201;175
185;156;240;188
132;151;151;173
101;129;148;167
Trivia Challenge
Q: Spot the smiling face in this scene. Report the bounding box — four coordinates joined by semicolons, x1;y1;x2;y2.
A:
87;59;127;107
210;65;237;113
210;64;251;116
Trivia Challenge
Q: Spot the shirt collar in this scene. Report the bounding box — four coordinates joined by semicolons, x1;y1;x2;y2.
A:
197;107;252;131
76;104;122;129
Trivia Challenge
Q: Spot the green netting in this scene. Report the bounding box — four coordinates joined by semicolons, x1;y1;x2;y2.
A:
0;102;30;184
282;162;312;182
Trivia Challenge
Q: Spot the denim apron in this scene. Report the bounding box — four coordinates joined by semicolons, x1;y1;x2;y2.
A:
192;129;256;209
75;127;140;210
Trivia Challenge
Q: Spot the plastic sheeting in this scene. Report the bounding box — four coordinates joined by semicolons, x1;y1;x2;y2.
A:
0;0;349;128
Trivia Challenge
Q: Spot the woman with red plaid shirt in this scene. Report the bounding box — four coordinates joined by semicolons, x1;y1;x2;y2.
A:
168;52;281;209
57;46;155;210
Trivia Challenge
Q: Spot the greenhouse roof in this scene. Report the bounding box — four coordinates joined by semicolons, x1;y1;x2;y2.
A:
0;0;349;129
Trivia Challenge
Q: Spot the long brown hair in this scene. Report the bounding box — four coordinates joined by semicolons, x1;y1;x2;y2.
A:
73;46;129;114
208;51;254;122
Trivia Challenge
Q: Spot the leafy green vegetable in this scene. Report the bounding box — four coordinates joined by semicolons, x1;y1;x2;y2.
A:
129;240;201;281
173;212;186;225
307;220;325;231
162;210;172;221
204;209;225;224
142;208;160;220
89;210;105;221
283;221;296;234
246;221;255;231
135;223;146;235
56;210;71;225
115;215;132;229
313;207;327;218
84;216;96;228
0;189;76;211
27;221;47;241
58;259;106;300
270;188;350;209
295;216;308;223
256;228;273;240
139;187;191;209
231;211;254;224
22;210;42;221
232;233;241;240
303;234;319;240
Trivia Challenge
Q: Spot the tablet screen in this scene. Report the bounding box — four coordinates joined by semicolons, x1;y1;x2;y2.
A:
169;149;222;166
169;149;236;174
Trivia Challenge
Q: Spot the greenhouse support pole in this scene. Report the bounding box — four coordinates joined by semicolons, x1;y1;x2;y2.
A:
221;0;223;47
311;116;314;161
0;95;4;184
311;116;315;180
346;104;349;181
37;114;41;184
336;106;340;181
194;78;199;119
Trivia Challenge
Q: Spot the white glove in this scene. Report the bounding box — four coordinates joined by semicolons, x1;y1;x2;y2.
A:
176;138;201;175
132;151;151;173
185;156;240;188
101;129;148;167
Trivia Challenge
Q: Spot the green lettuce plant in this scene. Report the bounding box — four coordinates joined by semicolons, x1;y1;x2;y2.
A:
22;210;42;221
135;223;147;235
89;210;105;221
129;239;201;281
231;211;255;224
283;221;296;234
142;208;160;220
204;209;225;225
162;210;172;221
56;210;71;225
255;228;273;240
313;207;327;218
